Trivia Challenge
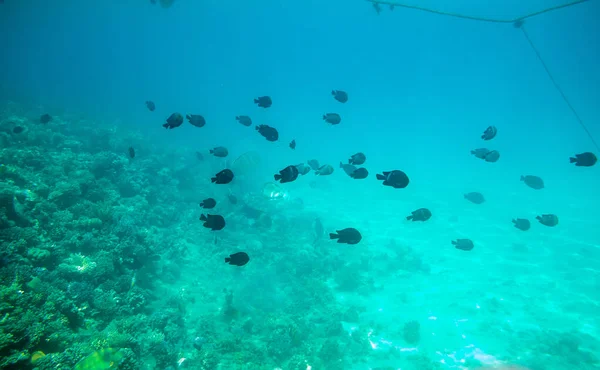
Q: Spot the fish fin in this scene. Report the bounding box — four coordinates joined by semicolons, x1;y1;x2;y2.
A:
225;257;230;263
376;174;386;180
406;215;413;220
569;157;577;163
329;233;338;239
200;214;207;221
274;174;282;181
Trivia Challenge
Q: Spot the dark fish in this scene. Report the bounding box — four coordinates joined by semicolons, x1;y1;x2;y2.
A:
295;163;311;175
332;90;348;103
255;125;278;142
195;151;204;161
200;214;225;231
186;114;206;128
289;140;296;150
236;115;252;127
350;167;368;179
315;164;334;176
323;113;341;125
227;193;238;204
210;146;228;158
307;159;320;171
330;228;361;245
452;239;474;251
349;152;366;165
376;170;409;189
536;214;558;227
163;113;183;129
145;101;155;111
254;96;272;108
471;148;490;159
12;126;24;134
200;198;216;209
481;126;497;140
521;175;544;190
212;169;234;184
128;147;135;159
274;165;299;184
484;150;500;163
512;218;530;231
570;152;597;167
407;208;432;222
340;162;357;176
40;114;52;124
464;192;485;204
225;252;249;266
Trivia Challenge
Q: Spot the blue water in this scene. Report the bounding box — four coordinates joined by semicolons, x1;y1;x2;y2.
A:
1;0;599;369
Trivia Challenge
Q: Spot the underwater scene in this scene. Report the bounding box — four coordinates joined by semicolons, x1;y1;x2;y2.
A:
0;0;599;369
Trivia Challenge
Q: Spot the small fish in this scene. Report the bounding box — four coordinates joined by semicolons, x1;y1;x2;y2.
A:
254;96;272;108
315;164;334;176
295;163;311;175
227;193;238;204
128;147;135;159
289;140;296;150
484;150;500;163
323;113;341;125
481;126;497;140
274;165;299;184
163;113;183;129
12;126;24;134
350;167;368;179
210;147;228;158
521;175;544;190
186;114;206;128
40;114;52;124
340;162;357;177
255;124;278;142
407;208;432;222
471;148;490;159
236;115;252;127
376;170;409;189
200;214;225;231
225;252;249;266
332;90;348;103
349;152;366;165
330;228;362;245
200;198;216;209
452;239;474;251
512;218;530;231
536;214;558;227
212;169;234;184
464;192;485;204
314;218;324;240
145;101;155;111
195;151;204;161
307;159;320;171
570;152;597;167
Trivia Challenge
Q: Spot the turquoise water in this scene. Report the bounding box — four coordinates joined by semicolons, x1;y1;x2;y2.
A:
0;1;599;369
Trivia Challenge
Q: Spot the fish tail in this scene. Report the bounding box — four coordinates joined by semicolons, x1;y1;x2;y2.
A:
339;162;343;168
162;123;169;129
210;149;214;154
406;215;413;220
200;214;207;221
569;157;577;163
376;174;385;180
254;98;259;103
274;174;282;181
520;175;525;181
329;233;338;240
451;240;457;245
225;257;231;263
535;216;541;221
211;177;217;183
331;90;335;95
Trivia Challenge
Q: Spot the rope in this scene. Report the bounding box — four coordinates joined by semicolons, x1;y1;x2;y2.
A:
367;0;599;152
365;0;591;24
